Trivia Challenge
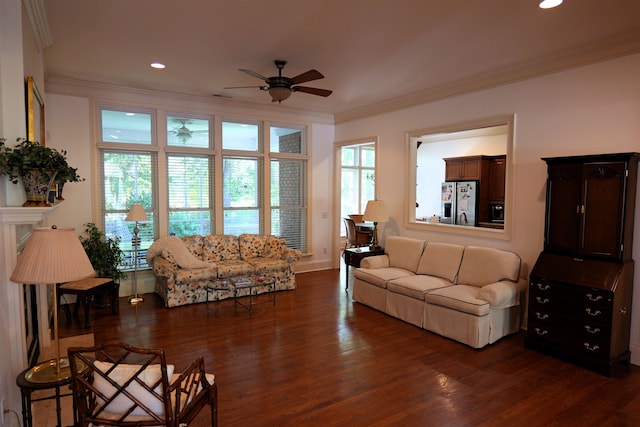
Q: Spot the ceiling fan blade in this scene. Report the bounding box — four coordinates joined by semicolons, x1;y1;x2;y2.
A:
224;85;267;90
292;86;333;97
239;68;268;81
291;69;324;85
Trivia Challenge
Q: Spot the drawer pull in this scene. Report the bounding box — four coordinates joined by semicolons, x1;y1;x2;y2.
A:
584;325;601;334
586;293;603;302
585;308;602;317
534;328;548;336
535;312;549;320
584;343;600;352
536;297;550;304
536;283;551;291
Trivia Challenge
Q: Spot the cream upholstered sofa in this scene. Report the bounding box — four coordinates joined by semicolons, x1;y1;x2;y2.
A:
147;234;301;308
352;236;527;348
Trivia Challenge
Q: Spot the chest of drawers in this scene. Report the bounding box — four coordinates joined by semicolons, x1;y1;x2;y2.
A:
525;252;634;376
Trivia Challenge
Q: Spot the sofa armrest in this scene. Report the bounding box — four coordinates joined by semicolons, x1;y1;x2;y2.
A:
477;278;527;308
284;248;302;265
360;255;390;269
152;256;178;279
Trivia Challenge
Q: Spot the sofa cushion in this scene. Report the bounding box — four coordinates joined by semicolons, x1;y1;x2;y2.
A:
245;257;289;273
262;235;287;259
203;235;240;262
384;236;427;273
217;260;255;277
387;275;453;300
353;267;415;289
425;284;490;316
174;267;219;286
239;234;266;259
181;235;204;259
457;246;521;287
416;242;465;282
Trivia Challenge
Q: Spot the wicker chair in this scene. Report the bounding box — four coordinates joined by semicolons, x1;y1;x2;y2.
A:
67;340;217;426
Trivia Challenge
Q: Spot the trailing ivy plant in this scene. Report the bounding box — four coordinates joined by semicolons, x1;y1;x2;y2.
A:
79;222;127;283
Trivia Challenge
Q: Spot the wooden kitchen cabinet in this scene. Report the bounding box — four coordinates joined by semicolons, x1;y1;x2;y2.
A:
526;152;639;376
487;155;506;203
444;156;486;181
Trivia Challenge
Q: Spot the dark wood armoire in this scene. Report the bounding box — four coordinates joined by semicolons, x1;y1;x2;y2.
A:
525;153;639;376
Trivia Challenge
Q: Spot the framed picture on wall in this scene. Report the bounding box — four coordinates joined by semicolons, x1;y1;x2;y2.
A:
26;76;45;145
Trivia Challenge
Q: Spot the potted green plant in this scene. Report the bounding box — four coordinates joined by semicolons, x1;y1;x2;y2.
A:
0;137;71;206
79;222;127;284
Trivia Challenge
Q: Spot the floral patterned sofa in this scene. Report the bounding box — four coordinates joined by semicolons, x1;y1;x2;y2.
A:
148;234;302;308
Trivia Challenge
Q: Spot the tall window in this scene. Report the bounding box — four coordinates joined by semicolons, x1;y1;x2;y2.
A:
222;121;262;235
341;143;375;231
166;114;213;236
99;107;157;270
167;155;212;236
270;126;307;251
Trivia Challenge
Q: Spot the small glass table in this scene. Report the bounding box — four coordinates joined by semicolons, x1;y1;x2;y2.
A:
206;276;276;318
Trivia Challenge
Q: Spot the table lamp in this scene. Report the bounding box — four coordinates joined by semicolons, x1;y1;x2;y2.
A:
125;203;148;304
11;226;95;382
363;199;389;250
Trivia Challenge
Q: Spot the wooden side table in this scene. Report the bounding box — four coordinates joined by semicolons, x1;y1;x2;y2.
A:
343;246;385;291
16;366;76;427
58;277;119;328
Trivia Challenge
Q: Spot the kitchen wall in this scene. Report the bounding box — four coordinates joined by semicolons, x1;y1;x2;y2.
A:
334;52;640;364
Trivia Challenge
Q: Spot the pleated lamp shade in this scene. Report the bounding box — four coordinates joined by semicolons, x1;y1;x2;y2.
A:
11;227;95;284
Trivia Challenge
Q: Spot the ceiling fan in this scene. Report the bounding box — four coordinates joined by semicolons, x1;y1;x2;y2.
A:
225;60;332;103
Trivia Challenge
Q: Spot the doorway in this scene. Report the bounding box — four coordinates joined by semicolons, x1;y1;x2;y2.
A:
334;139;377;264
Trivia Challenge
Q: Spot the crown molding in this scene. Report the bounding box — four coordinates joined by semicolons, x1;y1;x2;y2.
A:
334;28;640;124
22;0;53;51
45;76;335;125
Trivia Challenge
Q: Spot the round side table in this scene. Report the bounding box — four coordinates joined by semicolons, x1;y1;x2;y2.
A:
16;365;76;427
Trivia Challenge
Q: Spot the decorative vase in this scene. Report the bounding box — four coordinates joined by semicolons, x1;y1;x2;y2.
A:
21;169;58;207
56;181;65;201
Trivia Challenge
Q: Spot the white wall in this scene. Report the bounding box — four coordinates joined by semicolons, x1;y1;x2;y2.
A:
335;53;640;365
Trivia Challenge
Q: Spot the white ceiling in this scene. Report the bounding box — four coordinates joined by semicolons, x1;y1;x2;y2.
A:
40;0;640;120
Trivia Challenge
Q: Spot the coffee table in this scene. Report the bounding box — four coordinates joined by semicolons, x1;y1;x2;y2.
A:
206;276;276;318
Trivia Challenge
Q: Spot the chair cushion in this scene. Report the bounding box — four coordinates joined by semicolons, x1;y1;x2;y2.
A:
416;242;465;282
457;246;521;287
93;361;175;417
425;285;490;316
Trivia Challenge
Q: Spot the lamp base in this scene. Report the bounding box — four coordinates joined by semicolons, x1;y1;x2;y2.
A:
24;358;71;383
129;295;144;304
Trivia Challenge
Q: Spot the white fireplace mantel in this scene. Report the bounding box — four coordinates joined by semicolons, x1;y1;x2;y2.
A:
0;204;62;224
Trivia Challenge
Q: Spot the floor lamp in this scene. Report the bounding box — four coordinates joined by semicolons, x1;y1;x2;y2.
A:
125;203;148;304
363;199;389;250
11;226;95;382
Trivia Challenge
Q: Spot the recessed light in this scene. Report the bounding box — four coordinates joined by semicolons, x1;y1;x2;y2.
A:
150;62;166;69
125;113;135;116
539;0;563;9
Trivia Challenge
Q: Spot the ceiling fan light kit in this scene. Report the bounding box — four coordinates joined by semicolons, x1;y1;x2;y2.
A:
225;60;332;103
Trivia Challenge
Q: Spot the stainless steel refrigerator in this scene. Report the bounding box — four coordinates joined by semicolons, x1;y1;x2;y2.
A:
440;181;478;226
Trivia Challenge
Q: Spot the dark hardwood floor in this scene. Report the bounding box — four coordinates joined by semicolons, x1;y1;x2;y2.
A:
59;268;640;426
